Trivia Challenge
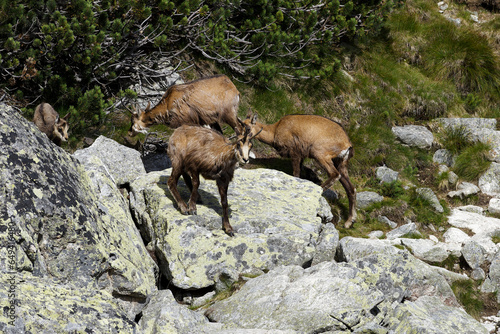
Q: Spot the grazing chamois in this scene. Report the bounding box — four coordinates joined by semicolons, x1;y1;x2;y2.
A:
243;114;357;228
33;103;69;146
128;74;242;136
167;122;259;236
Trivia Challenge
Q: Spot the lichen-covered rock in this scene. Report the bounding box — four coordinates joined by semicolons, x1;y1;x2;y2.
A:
387;296;488;334
129;168;336;289
74;135;146;186
206;252;480;333
0;103;157;323
138;289;209;334
0;272;138;333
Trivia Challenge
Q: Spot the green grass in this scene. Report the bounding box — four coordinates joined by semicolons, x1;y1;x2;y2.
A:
451;280;498;320
437;124;472;154
454;142;492;181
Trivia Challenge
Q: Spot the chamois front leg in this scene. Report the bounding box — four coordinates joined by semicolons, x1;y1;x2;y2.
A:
168;169;189;214
217;179;234;236
290;154;303;178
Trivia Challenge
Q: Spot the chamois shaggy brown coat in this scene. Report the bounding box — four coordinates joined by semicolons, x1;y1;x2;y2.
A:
129;74;242;136
33;103;69;146
167;123;256;236
243;114;357;228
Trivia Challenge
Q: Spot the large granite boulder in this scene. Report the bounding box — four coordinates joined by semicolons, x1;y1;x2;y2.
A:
206;251;487;333
129;168;338;290
0;103;157;330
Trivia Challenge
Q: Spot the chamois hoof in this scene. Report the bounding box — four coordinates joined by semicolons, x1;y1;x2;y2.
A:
188;209;197;215
224;230;235;237
344;220;354;229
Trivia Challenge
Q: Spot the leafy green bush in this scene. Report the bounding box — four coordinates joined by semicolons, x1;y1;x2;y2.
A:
0;0;399;110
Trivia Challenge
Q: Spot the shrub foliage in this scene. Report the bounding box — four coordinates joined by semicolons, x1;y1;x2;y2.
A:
0;0;398;109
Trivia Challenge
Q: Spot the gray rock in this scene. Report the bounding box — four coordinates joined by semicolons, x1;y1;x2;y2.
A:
400;239;450;263
433;149;455;167
437;117;497;131
479;162;500;196
206;252;476;333
416;188;444;213
448;209;500;260
489;198;500;215
375;166;399;184
387;222;421;240
311;223;340;266
338;237;401;262
447;182;480;199
356;191;384;209
388;296;488;333
0;272;138;333
368;230;384;239
74;135;146;186
482;251;500;302
0;104;156;310
462;240;486;269
443;227;471;245
129;168;336;290
392;125;434;149
138;290;209;334
378;215;398;229
471;267;486;281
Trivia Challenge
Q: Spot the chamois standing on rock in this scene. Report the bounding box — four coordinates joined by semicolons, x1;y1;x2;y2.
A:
167;121;260;236
128;74;242;136
33;103;69;146
243;114;357;228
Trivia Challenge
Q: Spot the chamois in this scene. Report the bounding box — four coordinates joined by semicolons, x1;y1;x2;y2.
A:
33;103;69;146
167;122;259;236
128;74;242;136
243;114;357;228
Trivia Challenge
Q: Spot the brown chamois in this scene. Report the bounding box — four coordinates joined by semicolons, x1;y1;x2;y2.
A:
33;103;69;146
167;121;260;236
243;114;357;228
128;74;242;136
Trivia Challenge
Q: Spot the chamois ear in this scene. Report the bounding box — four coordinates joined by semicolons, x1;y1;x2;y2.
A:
144;102;151;113
62;112;70;120
55;114;60;123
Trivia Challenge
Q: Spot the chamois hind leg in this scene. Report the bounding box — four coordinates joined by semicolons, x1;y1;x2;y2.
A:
216;179;234;237
187;173;200;215
183;172;202;204
167;168;189;214
336;160;357;228
315;155;341;191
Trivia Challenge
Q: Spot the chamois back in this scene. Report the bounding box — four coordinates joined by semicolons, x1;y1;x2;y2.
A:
129;75;241;136
244;114;357;228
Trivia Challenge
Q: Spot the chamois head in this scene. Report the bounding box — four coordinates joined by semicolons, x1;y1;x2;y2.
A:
54;114;70;143
128;103;151;136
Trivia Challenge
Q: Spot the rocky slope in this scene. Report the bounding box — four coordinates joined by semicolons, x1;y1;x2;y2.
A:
0;102;496;333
